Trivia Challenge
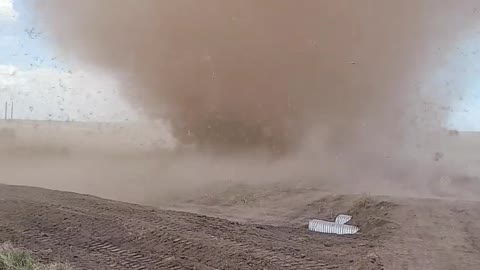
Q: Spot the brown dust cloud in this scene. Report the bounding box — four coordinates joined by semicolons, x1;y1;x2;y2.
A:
8;0;478;203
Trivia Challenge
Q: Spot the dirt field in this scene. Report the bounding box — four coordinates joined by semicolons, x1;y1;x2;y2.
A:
168;183;480;270
0;184;479;269
0;184;380;270
0;124;479;269
2;0;480;269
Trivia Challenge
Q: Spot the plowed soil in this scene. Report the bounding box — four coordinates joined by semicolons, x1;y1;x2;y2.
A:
169;184;480;270
0;184;381;270
1;183;480;269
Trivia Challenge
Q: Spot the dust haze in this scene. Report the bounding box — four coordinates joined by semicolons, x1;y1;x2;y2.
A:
36;0;476;151
3;0;478;204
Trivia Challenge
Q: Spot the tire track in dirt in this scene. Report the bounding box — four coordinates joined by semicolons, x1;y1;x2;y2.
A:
3;204;216;269
50;202;340;269
49;194;367;269
0;185;376;269
2;187;363;268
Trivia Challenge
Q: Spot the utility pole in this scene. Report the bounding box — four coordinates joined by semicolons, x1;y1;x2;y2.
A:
10;101;13;120
4;102;7;120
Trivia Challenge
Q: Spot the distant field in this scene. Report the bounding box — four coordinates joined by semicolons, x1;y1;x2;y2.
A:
0;120;174;157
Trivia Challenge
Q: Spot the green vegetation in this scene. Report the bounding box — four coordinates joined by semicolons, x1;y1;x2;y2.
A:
0;243;72;270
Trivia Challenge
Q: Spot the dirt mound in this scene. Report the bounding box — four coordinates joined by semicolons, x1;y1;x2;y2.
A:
347;198;398;237
1;183;480;269
0;184;380;270
169;186;480;269
278;194;398;236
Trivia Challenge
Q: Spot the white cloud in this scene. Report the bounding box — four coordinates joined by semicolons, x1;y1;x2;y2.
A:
0;0;17;21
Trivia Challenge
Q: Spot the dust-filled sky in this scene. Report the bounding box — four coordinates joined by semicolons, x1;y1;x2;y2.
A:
0;0;138;122
1;0;480;133
1;0;480;206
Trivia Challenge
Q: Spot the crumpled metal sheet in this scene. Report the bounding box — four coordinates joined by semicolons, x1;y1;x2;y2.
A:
334;214;352;225
308;219;359;235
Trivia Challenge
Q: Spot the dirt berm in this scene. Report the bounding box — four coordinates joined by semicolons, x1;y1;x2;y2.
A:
1;184;480;269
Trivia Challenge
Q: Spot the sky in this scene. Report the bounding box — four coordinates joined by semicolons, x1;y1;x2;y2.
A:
0;0;479;130
441;34;480;131
0;0;138;122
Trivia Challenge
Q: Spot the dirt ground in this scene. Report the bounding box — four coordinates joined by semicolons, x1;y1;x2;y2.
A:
1;122;480;270
2;1;479;269
0;183;479;270
167;183;480;270
0;184;382;270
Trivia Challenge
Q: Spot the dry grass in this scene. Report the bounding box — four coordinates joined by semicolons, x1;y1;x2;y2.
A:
0;243;73;270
